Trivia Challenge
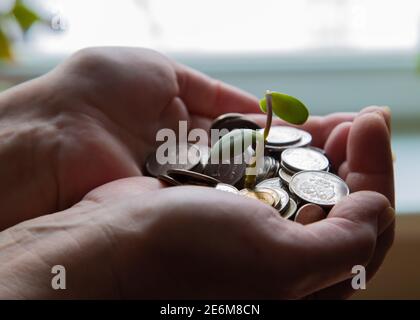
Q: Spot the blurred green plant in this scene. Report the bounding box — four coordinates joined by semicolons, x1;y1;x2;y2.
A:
0;0;44;61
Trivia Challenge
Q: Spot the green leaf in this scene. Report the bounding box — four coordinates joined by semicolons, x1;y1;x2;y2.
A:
0;28;13;60
12;0;41;33
260;91;309;125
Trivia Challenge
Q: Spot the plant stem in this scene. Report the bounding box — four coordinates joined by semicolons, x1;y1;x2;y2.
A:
263;90;273;142
244;153;257;189
244;90;272;190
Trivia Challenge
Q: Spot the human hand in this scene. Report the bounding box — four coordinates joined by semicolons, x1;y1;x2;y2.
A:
248;104;395;298
0;106;394;299
0;47;259;229
0;46;394;299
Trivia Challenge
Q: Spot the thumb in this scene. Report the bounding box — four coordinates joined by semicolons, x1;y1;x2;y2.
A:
294;191;394;297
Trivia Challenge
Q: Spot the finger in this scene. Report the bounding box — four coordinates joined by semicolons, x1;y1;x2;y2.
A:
310;220;395;299
293;191;394;297
324;121;352;171
246;112;356;147
359;105;391;133
81;176;165;204
344;110;394;206
174;64;260;118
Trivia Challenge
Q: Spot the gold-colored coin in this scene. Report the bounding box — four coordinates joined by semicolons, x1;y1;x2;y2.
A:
239;187;280;208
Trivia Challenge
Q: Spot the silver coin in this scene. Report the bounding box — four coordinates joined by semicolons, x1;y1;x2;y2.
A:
281;198;297;219
167;168;220;186
265;129;312;153
281;147;329;172
278;168;293;185
272;159;281;177
210;113;244;131
145;143;201;177
256;156;274;183
308;146;326;155
215;117;261;132
291;130;312;148
157;174;182;186
239;187;280;208
289;171;349;207
308;146;333;172
256;178;290;213
262;126;302;146
265;158;280;180
203;161;246;186
254;187;281;210
275;188;290;213
215;183;239;194
256;177;282;190
204;151;248;185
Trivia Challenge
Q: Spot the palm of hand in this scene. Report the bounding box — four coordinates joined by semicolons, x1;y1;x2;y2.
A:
44;48;212;208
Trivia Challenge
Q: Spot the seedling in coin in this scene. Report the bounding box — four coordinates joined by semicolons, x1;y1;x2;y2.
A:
210;90;309;189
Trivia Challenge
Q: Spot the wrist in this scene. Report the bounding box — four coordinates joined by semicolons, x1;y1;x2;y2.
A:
0;202;122;299
0;188;160;299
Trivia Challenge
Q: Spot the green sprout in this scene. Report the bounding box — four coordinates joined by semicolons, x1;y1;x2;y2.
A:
211;90;309;189
260;91;309;126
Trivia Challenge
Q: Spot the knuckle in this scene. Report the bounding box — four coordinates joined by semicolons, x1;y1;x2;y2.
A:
68;47;116;77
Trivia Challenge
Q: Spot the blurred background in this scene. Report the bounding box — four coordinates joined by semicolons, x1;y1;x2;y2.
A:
0;0;419;298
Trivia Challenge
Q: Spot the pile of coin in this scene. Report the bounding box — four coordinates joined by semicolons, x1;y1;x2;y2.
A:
144;113;350;224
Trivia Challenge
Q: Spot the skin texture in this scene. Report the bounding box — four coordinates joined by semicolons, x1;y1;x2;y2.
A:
0;47;394;299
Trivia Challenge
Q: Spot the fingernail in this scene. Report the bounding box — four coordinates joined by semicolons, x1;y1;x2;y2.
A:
380;106;392;133
385;206;395;219
382;106;391;117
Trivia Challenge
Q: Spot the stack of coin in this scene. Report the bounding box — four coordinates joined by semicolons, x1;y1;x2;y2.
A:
255;177;295;218
263;126;312;156
278;146;329;186
144;113;350;222
239;187;281;210
256;156;281;184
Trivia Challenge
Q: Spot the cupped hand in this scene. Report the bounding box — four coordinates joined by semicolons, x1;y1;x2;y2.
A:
0;179;393;299
249;103;395;298
0;47;258;229
0;47;394;299
0;109;394;299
